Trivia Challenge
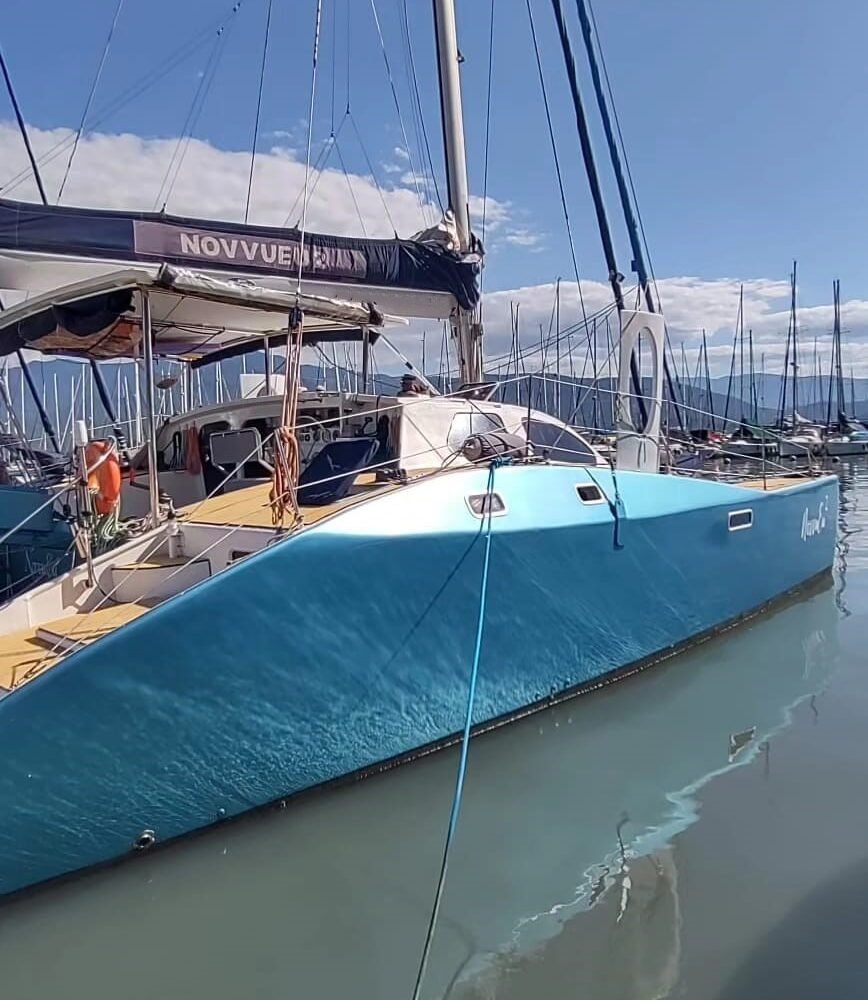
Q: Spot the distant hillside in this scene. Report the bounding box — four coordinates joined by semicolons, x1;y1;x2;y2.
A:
5;355;868;449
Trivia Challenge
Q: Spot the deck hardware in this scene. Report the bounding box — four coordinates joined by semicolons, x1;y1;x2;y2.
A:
576;484;604;504
133;829;156;851
466;492;506;517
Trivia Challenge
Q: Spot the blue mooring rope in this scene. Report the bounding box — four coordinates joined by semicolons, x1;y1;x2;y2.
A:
410;461;500;1000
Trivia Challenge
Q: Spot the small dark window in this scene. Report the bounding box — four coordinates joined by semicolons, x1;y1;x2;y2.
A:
577;484;603;504
448;412;505;451
728;509;753;531
467;493;506;517
524;420;595;464
230;550;254;563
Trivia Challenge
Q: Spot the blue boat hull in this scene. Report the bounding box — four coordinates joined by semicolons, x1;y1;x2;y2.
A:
0;467;838;895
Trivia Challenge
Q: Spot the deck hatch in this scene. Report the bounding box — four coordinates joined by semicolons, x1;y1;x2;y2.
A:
466;493;506;517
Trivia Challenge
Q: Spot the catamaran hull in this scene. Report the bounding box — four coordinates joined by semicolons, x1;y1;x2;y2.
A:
0;467;838;896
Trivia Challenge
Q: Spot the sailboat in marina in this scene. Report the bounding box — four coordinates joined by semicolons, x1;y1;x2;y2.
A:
777;263;824;458
823;279;868;456
723;287;774;459
0;0;837;898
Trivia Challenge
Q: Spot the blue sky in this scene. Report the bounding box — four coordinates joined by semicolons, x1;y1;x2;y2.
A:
2;0;868;368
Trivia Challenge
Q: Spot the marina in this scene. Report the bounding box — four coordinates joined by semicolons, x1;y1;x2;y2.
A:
0;457;863;999
0;0;867;995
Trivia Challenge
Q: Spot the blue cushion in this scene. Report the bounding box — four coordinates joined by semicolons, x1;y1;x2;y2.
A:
297;439;379;506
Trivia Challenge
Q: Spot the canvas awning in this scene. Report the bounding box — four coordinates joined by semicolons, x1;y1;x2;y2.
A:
0;265;396;362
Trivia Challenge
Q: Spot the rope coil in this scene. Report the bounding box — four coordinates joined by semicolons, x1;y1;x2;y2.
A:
269;311;305;528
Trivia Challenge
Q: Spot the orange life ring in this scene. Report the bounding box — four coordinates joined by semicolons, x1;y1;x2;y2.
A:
85;441;122;515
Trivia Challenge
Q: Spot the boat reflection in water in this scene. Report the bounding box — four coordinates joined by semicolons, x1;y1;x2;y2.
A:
0;577;840;1000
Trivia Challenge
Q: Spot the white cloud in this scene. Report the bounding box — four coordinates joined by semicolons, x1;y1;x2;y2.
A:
3;122;867;378
503;228;545;251
473;277;868;378
468;193;511;235
0;121;518;246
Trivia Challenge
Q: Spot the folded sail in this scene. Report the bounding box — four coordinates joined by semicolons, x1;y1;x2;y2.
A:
0;198;480;315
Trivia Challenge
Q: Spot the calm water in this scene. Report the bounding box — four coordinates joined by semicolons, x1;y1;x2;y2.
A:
2;462;867;999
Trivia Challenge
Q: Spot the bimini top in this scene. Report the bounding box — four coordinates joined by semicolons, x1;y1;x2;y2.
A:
0;198;480;315
0;265;393;362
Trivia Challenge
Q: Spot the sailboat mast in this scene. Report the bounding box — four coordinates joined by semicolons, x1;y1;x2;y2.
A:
738;285;745;421
722;331;737;429
548;0;646;424
573;0;685;434
834;279;845;419
432;0;480;385
702;329;715;431
747;330;759;424
790;261;799;427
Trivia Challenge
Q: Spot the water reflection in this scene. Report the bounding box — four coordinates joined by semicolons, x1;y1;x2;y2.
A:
0;565;842;1000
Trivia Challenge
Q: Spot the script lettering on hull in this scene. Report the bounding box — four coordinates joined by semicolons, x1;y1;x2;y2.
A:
801;496;831;541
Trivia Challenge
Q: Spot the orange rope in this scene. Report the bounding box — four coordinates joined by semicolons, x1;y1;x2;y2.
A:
269;312;305;528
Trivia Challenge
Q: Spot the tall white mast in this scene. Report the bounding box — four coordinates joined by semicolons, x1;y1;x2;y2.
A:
432;0;482;385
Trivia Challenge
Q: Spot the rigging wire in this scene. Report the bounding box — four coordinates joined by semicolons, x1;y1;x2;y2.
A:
410;460;498;1000
0;1;245;197
57;0;126;203
282;115;347;226
347;111;397;231
450;293;622;379
245;0;274;223
329;0;337;134
332;135;368;236
478;0;496;311
395;12;430;222
581;0;686;424
368;0;432;224
345;0;351;115
294;0;323;299
397;0;443;212
586;0;658;311
524;0;591;353
152;17;236;212
0;45;48;205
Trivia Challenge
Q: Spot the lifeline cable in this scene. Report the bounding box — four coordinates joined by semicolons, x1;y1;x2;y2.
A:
57;0;126;202
410;460;498;1000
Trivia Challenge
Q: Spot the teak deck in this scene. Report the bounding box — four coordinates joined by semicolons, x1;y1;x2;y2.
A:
0;603;151;691
737;476;816;491
181;474;393;529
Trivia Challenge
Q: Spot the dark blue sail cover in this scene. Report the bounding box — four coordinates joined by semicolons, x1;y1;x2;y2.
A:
0;198;480;310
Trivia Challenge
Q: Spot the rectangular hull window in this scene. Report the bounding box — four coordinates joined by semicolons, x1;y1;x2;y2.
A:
577;484;604;504
728;509;753;531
